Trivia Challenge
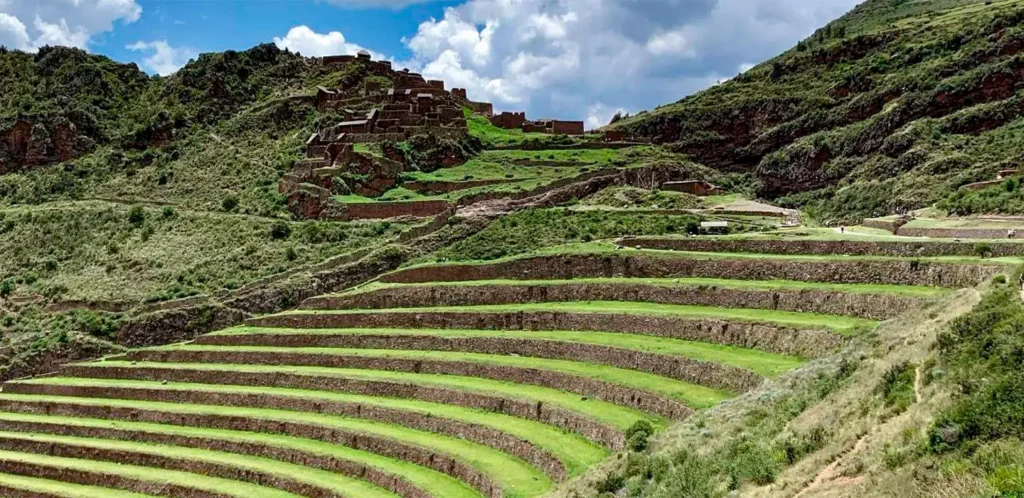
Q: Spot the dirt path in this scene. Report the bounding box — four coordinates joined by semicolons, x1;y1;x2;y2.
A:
914;365;923;404
795;433;869;497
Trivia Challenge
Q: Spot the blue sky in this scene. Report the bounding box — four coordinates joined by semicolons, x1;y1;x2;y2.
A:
0;0;863;127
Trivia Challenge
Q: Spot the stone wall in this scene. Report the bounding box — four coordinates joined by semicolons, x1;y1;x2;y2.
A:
126;348;692;419
248;310;842;358
32;365;624;449
195;333;763;392
325;200;451;221
896;227;1021;239
0;458;206;496
307;282;923;320
621;237;1024;257
0;391;503;498
0;387;562;484
0;436;338;498
403;179;516;194
381;253;1003;288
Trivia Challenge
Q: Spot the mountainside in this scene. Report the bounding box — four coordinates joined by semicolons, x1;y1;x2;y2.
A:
613;0;1024;223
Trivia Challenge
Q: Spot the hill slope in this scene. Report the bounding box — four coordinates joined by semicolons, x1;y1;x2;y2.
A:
613;0;1024;222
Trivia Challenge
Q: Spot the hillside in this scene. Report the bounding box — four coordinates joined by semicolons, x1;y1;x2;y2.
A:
613;0;1024;223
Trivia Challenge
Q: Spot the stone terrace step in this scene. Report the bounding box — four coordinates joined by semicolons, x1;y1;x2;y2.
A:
303;279;933;320
187;332;770;391
618;236;1024;258
380;252;1003;288
124;347;714;415
0;385;587;483
0;411;456;498
0;392;532;498
0;448;298;498
0;431;391;498
0;473;151;498
248;308;847;358
18;362;644;444
206;328;804;377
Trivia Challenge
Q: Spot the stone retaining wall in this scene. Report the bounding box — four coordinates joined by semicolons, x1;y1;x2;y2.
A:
196;333;762;392
0;458;218;497
403;179;516;194
0;385;563;483
248;311;842;358
861;219;898;233
896;227;1019;239
0;485;61;498
381;253;1001;288
308;283;923;320
0;394;503;498
26;367;624;449
326;200;451;221
0;436;334;498
0;416;430;498
125;349;692;419
620;236;1024;257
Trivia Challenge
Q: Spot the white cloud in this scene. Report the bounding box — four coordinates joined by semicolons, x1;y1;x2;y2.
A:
0;0;141;51
586;103;631;130
127;40;197;76
0;12;30;50
324;0;436;8
403;0;861;123
273;25;383;59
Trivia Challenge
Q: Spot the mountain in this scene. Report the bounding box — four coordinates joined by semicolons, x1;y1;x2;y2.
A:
613;0;1024;222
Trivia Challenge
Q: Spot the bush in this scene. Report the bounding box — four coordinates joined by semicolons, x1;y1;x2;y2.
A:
0;278;14;298
626;420;655;451
878;361;916;414
269;220;291;240
974;242;993;259
222;196;239;212
127;205;146;226
162;206;176;218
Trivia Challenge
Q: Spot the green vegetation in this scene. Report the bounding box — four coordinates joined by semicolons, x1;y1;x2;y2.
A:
877;361;916;414
580;185;704;210
0;473;150;498
612;0;1024;223
0;430;398;498
64;362;659;430
465;111;567;147
592;357;857;496
151;343;733;406
0;391;550;497
0;409;477;498
8;377;606;476
939;177;1024;215
345;277;950;298
291;301;874;332
214;326;806;376
0;202;407;302
0;448;300;498
433;208;705;261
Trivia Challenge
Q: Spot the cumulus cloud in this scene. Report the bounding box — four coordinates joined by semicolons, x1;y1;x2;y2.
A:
126;40;197;76
0;0;141;51
273;25;383;59
403;0;861;128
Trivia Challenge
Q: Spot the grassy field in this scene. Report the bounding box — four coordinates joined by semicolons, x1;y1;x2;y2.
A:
0;409;478;497
213;327;805;377
0;430;398;498
465;112;565;147
343;277;950;298
147;344;735;406
0;448;299;498
6;378;607;476
0;392;550;497
0;473;151;498
285;301;873;332
62;362;660;430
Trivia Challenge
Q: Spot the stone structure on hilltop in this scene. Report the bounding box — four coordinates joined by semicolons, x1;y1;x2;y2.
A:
489;111;585;136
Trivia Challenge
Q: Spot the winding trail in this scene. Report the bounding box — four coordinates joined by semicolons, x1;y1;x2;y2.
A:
795;433;869;498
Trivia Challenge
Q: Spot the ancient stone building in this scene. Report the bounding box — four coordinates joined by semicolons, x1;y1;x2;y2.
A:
487;111;585;136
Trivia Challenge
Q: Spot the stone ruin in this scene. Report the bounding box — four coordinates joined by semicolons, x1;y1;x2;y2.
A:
489;111;585;136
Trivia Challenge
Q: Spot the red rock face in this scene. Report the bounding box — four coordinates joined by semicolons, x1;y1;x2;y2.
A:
1;120;90;172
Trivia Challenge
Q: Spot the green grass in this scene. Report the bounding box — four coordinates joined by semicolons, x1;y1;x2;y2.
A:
4;378;606;477
0;448;299;498
342;277;950;298
0;391;549;498
147;344;735;406
0;430;398;498
284;301;873;332
0;409;477;497
465;113;557;147
62;362;660;430
0;473;151;498
212;327;804;377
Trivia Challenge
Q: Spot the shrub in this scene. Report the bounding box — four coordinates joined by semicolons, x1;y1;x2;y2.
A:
974;242;993;259
162;206;175;218
626;420;655;451
269;220;291;240
127;205;146;226
285;247;297;261
222;196;239;212
0;278;14;298
878;361;916;414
